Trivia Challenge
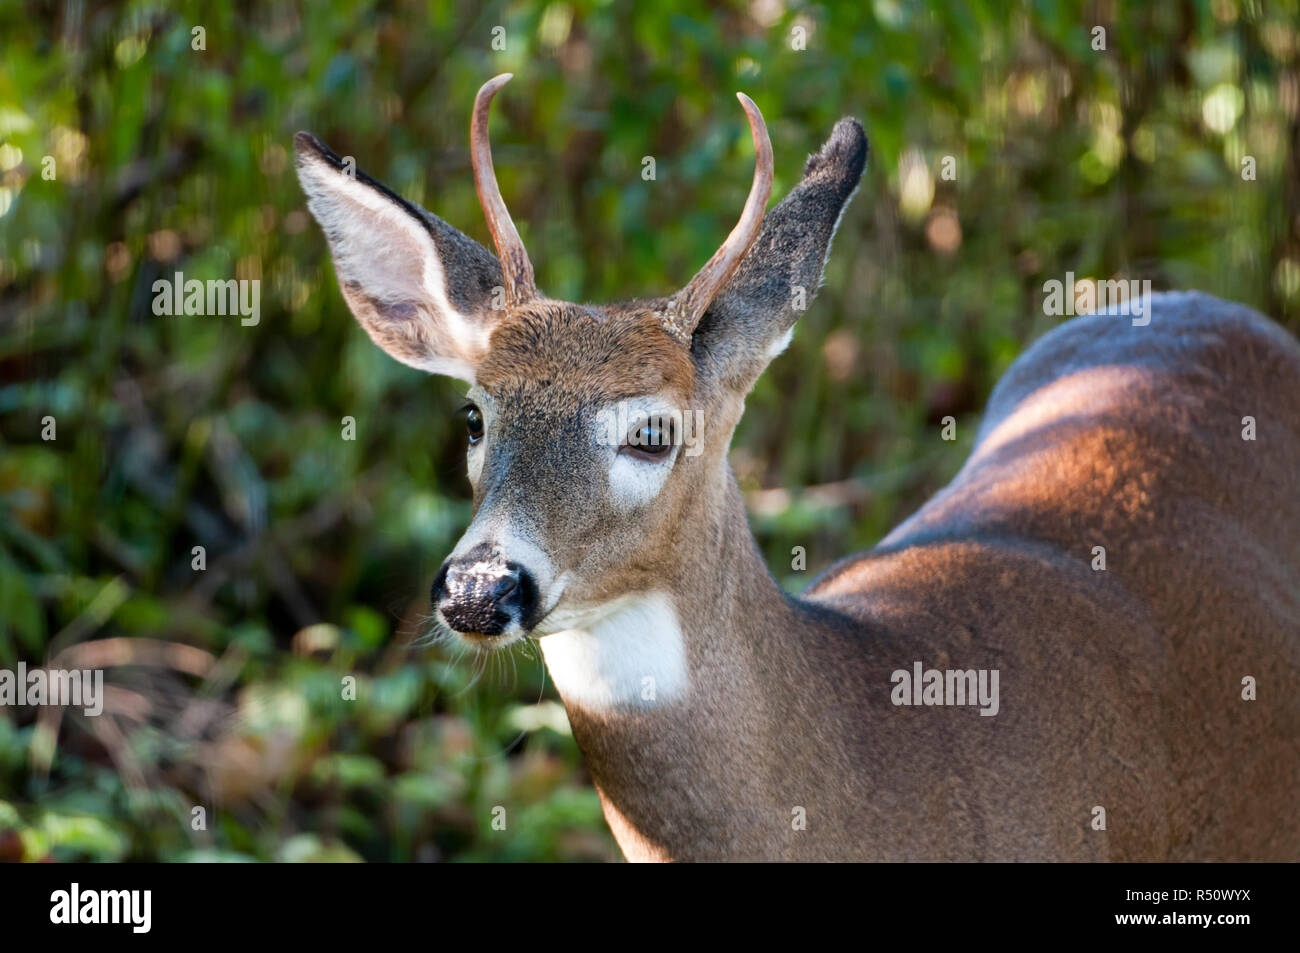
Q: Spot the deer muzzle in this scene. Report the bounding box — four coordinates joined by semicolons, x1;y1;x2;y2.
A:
431;542;540;640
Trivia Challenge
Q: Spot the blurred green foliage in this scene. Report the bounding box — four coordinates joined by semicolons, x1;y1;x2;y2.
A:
1;0;1298;861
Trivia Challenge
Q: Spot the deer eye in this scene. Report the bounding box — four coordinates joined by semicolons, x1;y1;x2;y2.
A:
620;415;675;462
461;404;484;445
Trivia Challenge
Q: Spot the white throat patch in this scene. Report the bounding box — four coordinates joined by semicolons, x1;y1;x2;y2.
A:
538;592;687;712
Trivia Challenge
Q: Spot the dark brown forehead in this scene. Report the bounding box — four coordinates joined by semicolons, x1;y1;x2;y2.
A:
476;300;695;403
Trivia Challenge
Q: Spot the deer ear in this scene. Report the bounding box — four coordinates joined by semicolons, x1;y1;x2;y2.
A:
691;118;867;390
295;132;504;383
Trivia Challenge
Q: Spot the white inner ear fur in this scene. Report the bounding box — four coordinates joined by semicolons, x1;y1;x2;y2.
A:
538;592;687;710
597;395;683;508
766;326;795;360
298;152;488;384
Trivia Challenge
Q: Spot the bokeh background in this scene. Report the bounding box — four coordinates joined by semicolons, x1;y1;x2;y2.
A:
2;0;1299;861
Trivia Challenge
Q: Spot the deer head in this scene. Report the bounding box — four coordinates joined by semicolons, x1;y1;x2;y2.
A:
295;74;866;650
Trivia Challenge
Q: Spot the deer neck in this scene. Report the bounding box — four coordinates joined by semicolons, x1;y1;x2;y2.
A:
538;459;817;860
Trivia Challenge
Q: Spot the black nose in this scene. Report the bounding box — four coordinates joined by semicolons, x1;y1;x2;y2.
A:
431;549;539;636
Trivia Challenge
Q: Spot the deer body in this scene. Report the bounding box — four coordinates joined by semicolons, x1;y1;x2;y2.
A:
549;293;1300;861
297;76;1300;861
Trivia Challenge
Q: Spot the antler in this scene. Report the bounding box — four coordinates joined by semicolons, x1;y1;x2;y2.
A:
471;74;537;306
661;92;774;345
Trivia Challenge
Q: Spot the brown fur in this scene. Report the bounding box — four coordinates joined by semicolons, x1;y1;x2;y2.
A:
478;300;694;403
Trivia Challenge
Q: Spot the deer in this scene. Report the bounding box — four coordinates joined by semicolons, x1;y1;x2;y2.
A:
295;74;1300;862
